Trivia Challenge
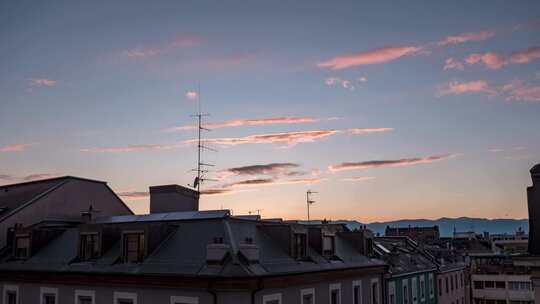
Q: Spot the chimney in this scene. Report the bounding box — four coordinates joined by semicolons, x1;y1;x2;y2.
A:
528;164;540;255
149;184;199;214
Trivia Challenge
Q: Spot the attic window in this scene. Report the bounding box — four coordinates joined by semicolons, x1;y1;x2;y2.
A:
292;233;307;259
323;235;335;257
213;237;224;244
14;234;30;259
79;233;100;261
122;232;145;263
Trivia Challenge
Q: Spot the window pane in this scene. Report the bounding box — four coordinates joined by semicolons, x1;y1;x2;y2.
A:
78;295;93;304
354;286;360;304
44;294;56;304
303;294;313;304
7;292;17;304
117;300;134;304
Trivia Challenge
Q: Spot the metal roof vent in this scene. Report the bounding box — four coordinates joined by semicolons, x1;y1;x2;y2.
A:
206;243;230;263
239;243;259;263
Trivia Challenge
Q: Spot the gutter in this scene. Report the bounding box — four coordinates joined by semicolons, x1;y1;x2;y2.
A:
251;278;263;304
207;279;217;304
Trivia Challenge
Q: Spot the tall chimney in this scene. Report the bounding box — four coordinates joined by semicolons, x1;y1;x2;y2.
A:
149;185;199;214
528;164;540;255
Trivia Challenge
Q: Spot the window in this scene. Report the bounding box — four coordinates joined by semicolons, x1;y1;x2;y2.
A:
460;273;464;288
429;274;434;299
454;275;458;290
301;288;315;304
323;235;335;256
330;283;341;304
353;280;362;304
40;287;58;304
495;281;505;289
14;235;30;259
388;282;396;304
446;277;449;293
412;277;418;304
293;233;307;259
3;285;19;304
474;281;483;289
79;233;100;260
263;293;282;304
75;290;95;304
122;232;145;263
438;279;442;296
403;280;409;304
451;275;454;291
420;275;425;302
114;292;137;304
170;296;199;304
371;279;379;304
484;281;495;289
509;282;532;290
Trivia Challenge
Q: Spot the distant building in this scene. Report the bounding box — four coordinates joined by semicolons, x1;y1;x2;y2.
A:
469;254;534;304
385;226;440;243
374;237;437;304
0;176;133;248
489;228;528;254
0;183;387;304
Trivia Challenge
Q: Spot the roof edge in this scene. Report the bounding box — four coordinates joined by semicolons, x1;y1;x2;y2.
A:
0;176;107;188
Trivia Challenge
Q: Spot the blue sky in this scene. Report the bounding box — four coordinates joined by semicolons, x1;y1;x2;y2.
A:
1;1;539;222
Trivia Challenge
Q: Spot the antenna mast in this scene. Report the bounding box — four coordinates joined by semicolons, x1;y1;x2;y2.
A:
190;85;216;193
306;190;317;223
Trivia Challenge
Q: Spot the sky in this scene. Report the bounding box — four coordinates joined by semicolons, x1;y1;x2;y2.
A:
1;1;539;223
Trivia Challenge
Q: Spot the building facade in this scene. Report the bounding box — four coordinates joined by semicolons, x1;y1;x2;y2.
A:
0;184;388;304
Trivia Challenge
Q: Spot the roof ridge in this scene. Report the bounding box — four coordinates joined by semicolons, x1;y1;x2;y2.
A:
0;176;107;188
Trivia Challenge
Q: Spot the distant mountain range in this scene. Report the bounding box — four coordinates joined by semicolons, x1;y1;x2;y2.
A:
332;217;529;237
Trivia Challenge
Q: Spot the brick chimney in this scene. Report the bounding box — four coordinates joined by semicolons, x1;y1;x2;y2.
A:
149;185;199;214
528;164;540;255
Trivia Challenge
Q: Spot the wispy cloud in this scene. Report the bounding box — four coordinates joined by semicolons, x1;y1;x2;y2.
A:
200;188;236;196
185;90;198;100
443;58;464;71
342;176;376;182
325;77;355;90
164;116;318;132
437;30;495;46
22;173;55;181
117;191;150;200
501;80;540;102
80;143;183;153
0;174;14;181
437;80;496;97
329;154;455;172
186;130;339;146
464;46;540;70
123;35;201;59
224;163;300;177
184;127;392;147
318;46;420;70
346;128;393;134
29;78;57;87
0;143;33;152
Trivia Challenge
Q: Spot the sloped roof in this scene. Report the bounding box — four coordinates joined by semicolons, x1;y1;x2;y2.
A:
0;215;386;277
374;237;436;276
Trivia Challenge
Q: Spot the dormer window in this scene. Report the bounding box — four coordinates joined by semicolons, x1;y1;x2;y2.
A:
14;234;30;259
79;233;100;261
323;235;335;257
122;232;145;263
293;233;307;259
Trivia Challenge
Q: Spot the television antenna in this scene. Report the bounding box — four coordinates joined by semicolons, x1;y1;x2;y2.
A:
188;85;217;193
306;190;317;223
248;209;263;216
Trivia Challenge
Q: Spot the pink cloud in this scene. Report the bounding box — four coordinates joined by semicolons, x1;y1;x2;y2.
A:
342;176;376;182
185;90;198;100
318;46;420;70
466;52;507;69
0;143;33;152
80;143;182;153
443;58;464;71
346;128;393;134
437;30;495;46
184;127;392;147
437;80;496;97
29;79;57;87
165;116;318;132
329;154;454;172
510;47;540;64
123;35;202;59
501;80;540;102
200;188;236;196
